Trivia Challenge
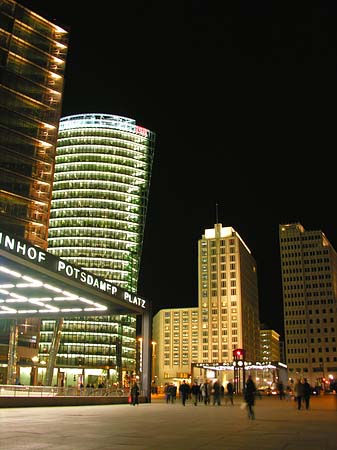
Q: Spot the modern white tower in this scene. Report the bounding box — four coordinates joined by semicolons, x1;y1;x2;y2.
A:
41;114;155;387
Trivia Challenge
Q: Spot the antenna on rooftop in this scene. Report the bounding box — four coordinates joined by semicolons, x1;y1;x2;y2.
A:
215;203;219;224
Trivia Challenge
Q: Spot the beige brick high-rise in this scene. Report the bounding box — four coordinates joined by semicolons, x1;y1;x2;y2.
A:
198;224;260;364
279;223;337;384
153;223;260;385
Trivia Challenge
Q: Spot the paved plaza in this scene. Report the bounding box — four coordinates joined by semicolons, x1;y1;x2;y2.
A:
0;394;336;450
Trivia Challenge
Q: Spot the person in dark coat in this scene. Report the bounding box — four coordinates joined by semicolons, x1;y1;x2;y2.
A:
244;375;256;419
212;380;221;406
130;381;140;406
303;378;311;410
179;380;190;406
226;381;234;405
294;378;305;410
191;381;200;406
169;383;177;403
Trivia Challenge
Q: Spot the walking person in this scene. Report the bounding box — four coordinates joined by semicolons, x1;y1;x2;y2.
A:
303;378;311;410
191;381;200;406
212;380;221;406
130;381;140;406
164;383;171;404
200;379;210;405
226;380;234;405
169;383;177;403
278;380;285;400
244;375;256;420
179;380;190;406
294;378;304;410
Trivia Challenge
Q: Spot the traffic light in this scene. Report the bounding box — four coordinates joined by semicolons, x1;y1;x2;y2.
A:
233;348;245;360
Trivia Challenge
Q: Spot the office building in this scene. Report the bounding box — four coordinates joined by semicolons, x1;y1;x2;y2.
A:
152;307;199;384
260;328;280;363
0;0;68;383
198;223;260;363
279;223;337;384
153;223;261;386
0;0;68;249
43;114;155;387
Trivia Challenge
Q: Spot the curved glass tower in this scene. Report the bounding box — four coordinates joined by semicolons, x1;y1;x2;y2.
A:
42;114;155;387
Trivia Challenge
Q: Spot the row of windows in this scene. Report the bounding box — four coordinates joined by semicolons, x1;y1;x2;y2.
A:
284;282;332;290
55;355;136;369
59;130;152;149
284;293;333;299
288;357;337;364
280;234;321;242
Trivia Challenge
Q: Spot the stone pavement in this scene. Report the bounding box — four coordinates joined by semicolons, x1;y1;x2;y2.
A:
0;394;336;450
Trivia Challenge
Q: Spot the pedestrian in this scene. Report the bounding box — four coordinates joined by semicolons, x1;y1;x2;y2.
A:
294;378;304;410
220;384;225;400
244;375;256;419
200;379;210;405
179;380;190;406
226;380;234;405
303;378;311;410
278;380;285;400
191;381;200;406
130;381;140;406
285;384;292;401
164;383;171;404
212;380;221;406
169;383;177;403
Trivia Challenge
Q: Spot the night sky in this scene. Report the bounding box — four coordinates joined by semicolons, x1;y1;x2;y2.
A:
19;1;337;337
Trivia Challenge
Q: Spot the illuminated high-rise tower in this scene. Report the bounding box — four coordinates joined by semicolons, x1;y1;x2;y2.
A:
0;0;68;249
198;224;260;363
0;0;68;384
43;114;155;386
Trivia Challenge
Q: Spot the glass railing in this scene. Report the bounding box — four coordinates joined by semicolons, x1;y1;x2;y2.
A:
0;384;132;398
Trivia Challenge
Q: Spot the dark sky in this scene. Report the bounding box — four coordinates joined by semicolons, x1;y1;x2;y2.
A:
20;1;337;337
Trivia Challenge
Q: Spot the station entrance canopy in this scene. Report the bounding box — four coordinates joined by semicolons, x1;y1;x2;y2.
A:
0;230;149;318
0;229;152;400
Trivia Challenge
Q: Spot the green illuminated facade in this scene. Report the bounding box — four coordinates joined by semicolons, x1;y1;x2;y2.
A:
43;114;155;386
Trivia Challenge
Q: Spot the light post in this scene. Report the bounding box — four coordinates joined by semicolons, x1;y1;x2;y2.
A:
31;356;39;386
151;341;157;383
138;337;143;375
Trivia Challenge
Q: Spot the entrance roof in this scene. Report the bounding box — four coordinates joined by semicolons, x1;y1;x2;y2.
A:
0;230;149;318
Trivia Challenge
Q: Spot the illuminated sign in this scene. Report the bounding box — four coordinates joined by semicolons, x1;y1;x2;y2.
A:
59;114;151;138
0;231;147;313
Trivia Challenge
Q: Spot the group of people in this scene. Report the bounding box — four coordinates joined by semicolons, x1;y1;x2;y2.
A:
293;377;311;410
164;379;235;407
161;375;311;419
164;382;178;403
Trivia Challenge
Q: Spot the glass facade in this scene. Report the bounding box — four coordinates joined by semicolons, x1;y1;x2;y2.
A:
0;0;68;384
43;114;155;387
0;0;68;249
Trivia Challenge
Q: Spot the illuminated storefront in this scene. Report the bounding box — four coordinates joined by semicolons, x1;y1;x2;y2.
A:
0;230;152;399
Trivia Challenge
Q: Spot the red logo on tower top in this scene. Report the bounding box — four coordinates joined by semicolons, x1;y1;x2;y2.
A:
135;125;148;137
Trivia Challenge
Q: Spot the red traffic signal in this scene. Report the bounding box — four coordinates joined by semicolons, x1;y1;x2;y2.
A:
233;348;245;359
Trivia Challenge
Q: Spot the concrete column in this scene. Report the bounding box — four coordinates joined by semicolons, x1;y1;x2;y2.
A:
45;318;64;386
141;308;152;402
7;319;18;385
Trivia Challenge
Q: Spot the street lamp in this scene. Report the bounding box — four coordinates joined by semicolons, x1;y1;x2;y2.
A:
138;337;143;374
151;341;157;382
31;356;39;386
